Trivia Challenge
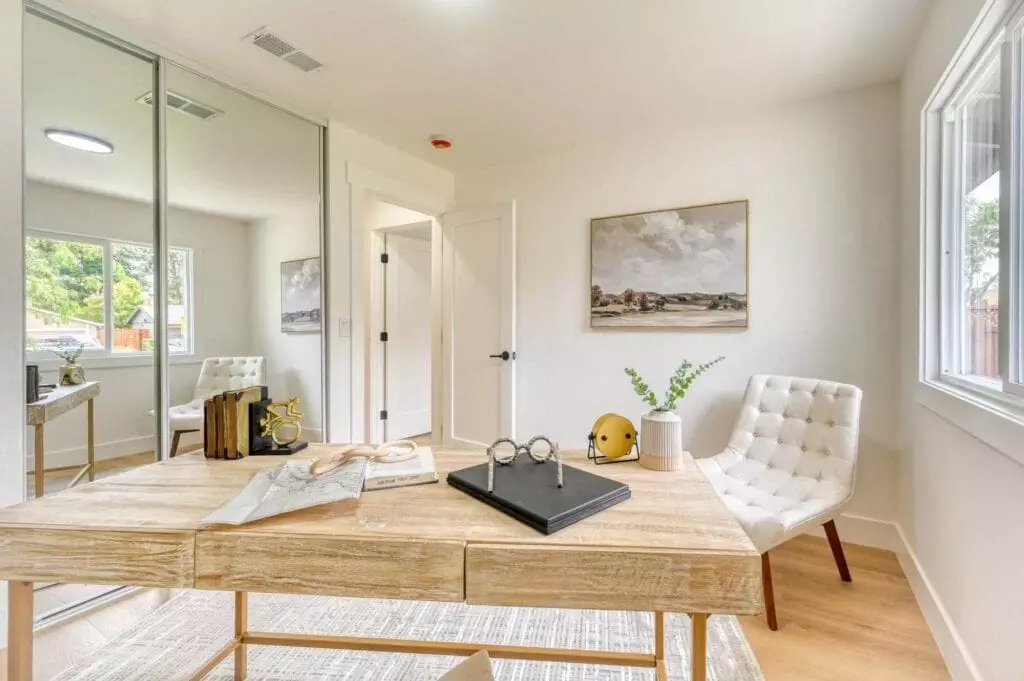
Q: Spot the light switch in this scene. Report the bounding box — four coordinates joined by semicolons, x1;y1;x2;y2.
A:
338;318;351;337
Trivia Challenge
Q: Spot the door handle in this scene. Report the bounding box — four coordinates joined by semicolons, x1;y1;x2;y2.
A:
488;351;513;361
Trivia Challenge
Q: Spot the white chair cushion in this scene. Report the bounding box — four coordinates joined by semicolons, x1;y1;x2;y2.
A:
697;375;862;553
153;357;265;433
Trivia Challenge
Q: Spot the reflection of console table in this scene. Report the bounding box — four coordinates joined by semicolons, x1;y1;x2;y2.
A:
26;381;100;498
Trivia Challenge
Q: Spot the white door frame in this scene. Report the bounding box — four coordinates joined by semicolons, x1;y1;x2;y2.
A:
368;220;437;444
347;162;449;444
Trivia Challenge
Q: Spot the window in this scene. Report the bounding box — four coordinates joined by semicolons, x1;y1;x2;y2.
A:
25;233;193;358
937;21;1024;404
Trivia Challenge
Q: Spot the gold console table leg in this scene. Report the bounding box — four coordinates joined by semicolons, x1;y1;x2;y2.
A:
87;398;95;482
33;424;44;499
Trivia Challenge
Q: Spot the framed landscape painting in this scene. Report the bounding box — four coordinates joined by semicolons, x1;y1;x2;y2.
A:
590;200;748;328
281;257;321;333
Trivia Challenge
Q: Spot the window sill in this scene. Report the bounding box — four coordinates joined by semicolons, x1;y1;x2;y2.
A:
25;354;202;371
917;379;1024;466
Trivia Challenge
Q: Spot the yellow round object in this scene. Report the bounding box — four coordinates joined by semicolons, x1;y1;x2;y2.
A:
591;413;638;459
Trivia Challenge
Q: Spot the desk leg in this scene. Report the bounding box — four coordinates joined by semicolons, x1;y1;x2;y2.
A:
87;398;95;482
690;613;708;681
234;591;247;680
8;581;33;681
654;611;667;681
33;424;44;499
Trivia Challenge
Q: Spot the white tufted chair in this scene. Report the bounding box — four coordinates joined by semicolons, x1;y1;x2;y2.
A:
696;375;862;630
152;357;265;456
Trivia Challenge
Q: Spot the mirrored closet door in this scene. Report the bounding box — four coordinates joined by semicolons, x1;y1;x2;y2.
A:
165;64;324;455
23;6;158;623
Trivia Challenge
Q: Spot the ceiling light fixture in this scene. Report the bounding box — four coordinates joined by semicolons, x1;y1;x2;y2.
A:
44;128;114;154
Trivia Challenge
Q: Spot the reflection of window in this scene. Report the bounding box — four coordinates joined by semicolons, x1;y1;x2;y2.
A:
25;233;193;357
937;23;1023;402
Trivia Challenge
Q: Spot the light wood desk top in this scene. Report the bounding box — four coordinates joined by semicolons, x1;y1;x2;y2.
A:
25;381;100;426
0;446;762;615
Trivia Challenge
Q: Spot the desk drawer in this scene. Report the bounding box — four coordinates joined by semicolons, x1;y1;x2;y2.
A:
466;543;762;614
196;532;465;601
0;526;194;587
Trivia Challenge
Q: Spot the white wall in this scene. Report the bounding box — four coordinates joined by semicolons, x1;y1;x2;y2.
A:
456;83;902;523
24;181;251;466
0;0;23;645
900;1;1024;679
327;122;455;442
249;209;323;438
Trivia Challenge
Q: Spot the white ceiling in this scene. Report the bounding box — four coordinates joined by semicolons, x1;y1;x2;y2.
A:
45;0;932;171
25;11;320;222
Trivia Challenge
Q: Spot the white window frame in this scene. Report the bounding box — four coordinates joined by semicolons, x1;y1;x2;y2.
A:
934;18;1024;409
25;229;195;362
1006;4;1024;398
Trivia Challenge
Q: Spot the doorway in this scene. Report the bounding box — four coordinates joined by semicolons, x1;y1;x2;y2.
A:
359;189;517;448
382;223;433;441
365;198;438;445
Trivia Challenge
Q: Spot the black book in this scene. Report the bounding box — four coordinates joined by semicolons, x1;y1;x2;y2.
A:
447;455;631;534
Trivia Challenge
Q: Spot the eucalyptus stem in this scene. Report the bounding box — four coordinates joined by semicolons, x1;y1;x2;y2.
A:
624;356;725;412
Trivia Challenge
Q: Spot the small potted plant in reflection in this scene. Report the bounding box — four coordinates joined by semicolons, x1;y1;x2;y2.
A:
52;342;86;386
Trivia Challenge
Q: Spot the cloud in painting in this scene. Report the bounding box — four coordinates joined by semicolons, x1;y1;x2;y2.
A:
591;202;746;294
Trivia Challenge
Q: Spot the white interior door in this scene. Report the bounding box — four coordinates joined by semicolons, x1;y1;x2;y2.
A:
384;233;432;440
442;201;516;447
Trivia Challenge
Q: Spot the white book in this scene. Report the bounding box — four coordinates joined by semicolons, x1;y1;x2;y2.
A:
364;446;439;491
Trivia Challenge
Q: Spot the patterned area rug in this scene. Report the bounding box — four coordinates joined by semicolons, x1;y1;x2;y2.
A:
55;591;764;680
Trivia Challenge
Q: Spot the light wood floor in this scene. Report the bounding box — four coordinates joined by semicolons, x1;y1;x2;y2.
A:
8;452;950;681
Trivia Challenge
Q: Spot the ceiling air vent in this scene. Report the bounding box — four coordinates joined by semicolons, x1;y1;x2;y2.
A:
136;90;223;121
243;26;323;73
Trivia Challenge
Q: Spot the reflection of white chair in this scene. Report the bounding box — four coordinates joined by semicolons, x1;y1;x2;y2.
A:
155;357;265;456
696;375;862;630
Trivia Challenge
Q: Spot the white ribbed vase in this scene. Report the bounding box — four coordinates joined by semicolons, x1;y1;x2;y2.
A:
639;410;683;471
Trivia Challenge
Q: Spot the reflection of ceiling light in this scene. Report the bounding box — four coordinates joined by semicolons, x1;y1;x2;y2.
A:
44;128;114;154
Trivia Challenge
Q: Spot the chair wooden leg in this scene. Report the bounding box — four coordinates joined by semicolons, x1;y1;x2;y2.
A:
823;519;852;582
761;552;778;631
170;430;183;458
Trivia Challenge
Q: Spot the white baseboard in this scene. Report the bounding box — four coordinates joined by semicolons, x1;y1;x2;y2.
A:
894;526;983;681
25;434;155;472
803;512;903;551
803;514;981;681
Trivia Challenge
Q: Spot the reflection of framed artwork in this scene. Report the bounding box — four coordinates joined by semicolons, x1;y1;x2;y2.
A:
590;200;748;329
281;257;321;333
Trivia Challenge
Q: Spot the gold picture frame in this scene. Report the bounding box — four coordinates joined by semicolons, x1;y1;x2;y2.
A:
590;199;749;329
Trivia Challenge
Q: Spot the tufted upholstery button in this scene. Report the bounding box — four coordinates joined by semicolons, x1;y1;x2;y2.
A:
828;420;836;427
805;417;812;423
776;438;783;445
801;445;808;452
823;448;832;456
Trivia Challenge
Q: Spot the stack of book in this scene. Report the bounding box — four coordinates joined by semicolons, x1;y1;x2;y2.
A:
204;386;268;459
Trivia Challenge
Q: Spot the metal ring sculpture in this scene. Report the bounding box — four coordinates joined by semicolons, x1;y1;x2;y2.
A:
487;436;563;493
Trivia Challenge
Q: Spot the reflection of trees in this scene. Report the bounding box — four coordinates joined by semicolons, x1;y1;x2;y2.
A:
27;237;187;328
965;197;999;304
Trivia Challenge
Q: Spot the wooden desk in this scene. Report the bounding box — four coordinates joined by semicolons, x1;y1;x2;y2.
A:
0;447;761;681
25;381;100;498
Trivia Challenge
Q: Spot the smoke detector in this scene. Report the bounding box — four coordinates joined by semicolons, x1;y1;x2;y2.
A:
430;134;452;150
243;26;324;73
136;90;223;120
